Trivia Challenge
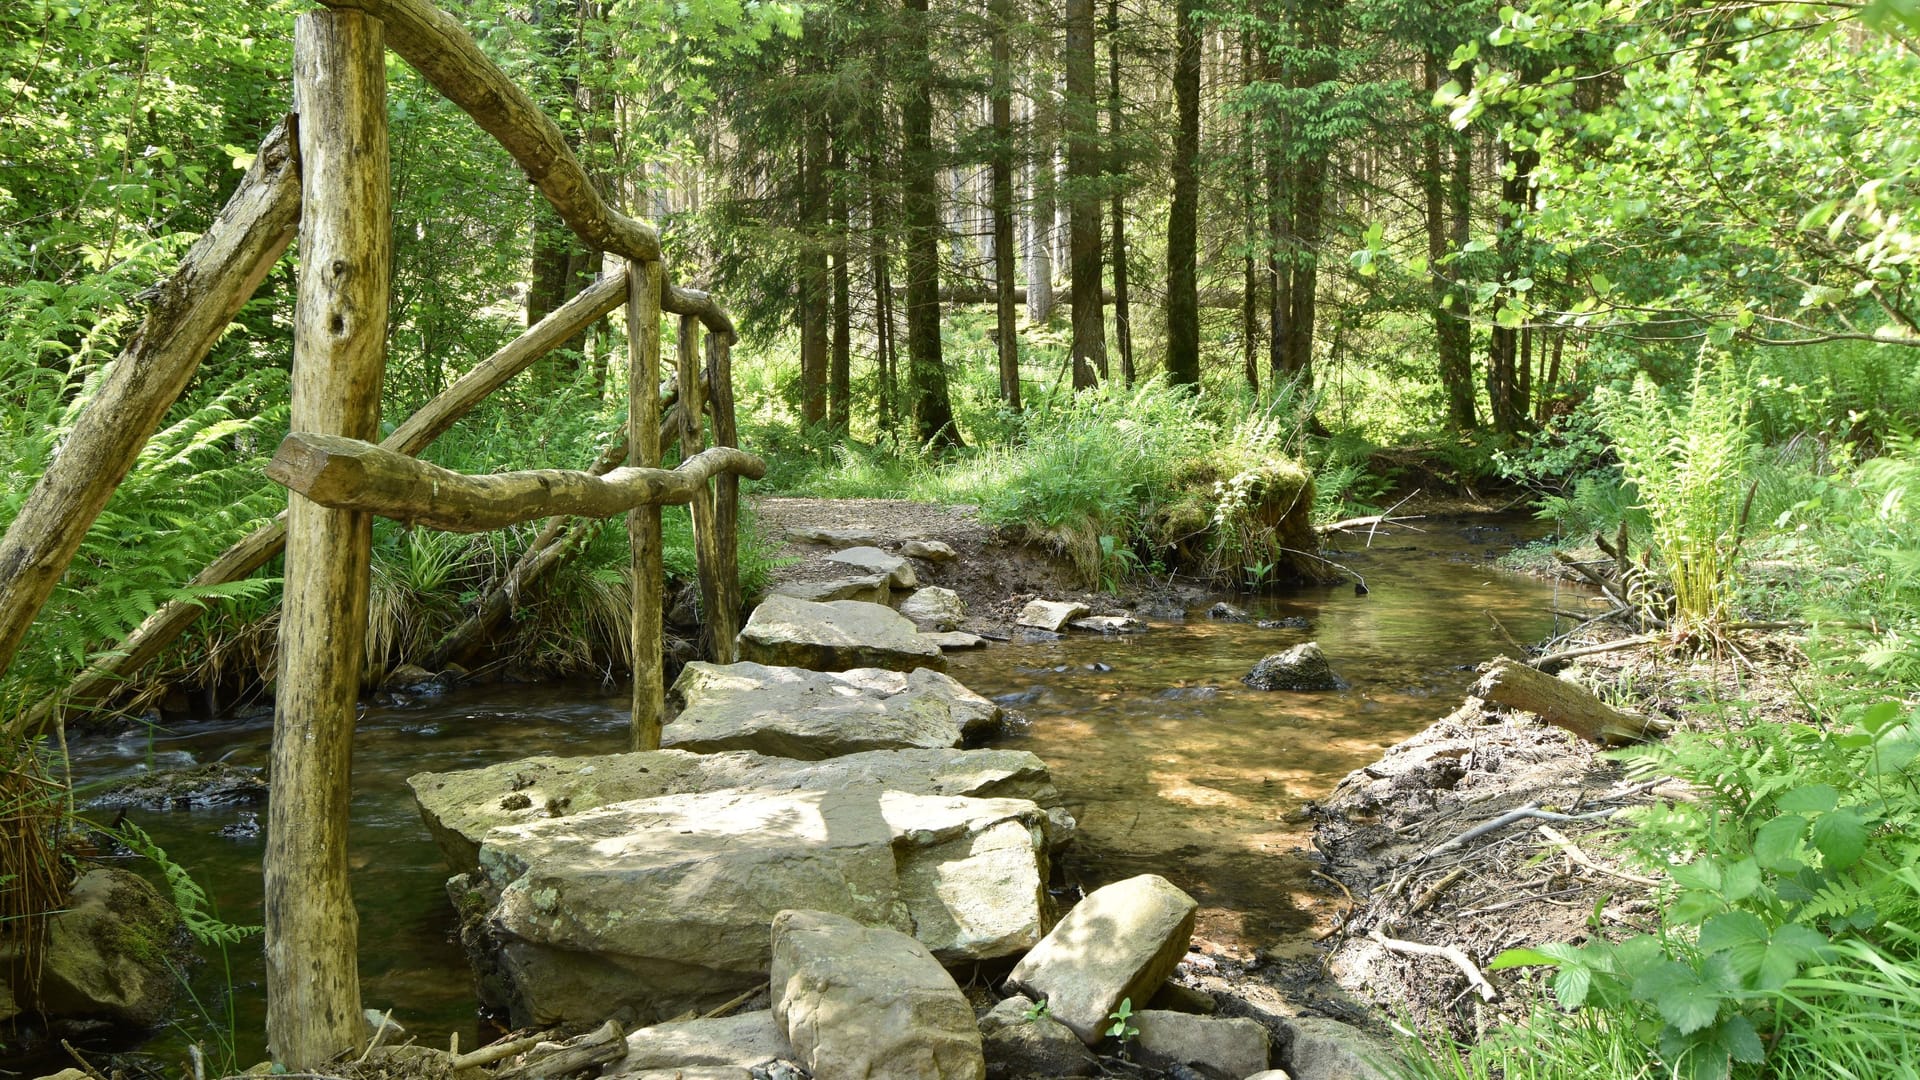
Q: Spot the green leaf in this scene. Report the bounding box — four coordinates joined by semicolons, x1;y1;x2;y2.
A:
1776;785;1839;814
1489;947;1563;969
1698;911;1768;955
1754;815;1808;871
1810;808;1869;869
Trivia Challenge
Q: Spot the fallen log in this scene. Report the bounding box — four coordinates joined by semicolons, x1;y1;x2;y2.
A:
1473;656;1672;745
268;432;765;532
493;1020;625;1080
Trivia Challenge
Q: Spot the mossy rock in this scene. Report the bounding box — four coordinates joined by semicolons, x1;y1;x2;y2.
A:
6;867;184;1027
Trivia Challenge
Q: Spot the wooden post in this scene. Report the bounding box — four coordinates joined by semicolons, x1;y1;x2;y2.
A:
627;260;665;749
676;315;722;659
704;333;742;664
266;11;388;1068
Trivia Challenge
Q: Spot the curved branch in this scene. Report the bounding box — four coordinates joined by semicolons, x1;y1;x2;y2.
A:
266;432;766;532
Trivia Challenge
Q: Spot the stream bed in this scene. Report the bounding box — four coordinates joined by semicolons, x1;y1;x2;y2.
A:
37;517;1584;1070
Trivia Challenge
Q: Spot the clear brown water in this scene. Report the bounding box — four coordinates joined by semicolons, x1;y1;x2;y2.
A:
31;517;1582;1071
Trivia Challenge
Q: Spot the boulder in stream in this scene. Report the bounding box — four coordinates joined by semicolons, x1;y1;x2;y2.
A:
1242;642;1349;692
410;746;1067;874
613;1010;792;1073
0;868;183;1028
738;596;945;673
898;586;967;632
1132;1009;1271;1078
1004;873;1197;1045
89;762;266;811
466;788;1054;1027
1016;600;1089;633
664;661;1000;759
772;909;985;1080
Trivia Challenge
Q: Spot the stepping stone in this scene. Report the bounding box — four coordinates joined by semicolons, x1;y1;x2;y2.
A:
899;586;966;631
471;790;1054;1027
923;631;985;652
410;746;1067;874
772;910;985;1080
824;546;917;588
1243;641;1348;691
901;539;957;562
614;1010;791;1073
1005;874;1198;1044
1016;600;1089;633
1070;615;1145;634
738;596;945;673
768;575;891;605
664;661;1000;760
1133;1010;1271;1078
786;526;884;547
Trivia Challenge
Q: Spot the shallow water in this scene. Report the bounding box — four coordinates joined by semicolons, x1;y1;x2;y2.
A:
31;517;1584;1071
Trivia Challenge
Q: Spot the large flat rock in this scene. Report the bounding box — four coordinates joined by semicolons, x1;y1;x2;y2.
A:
471;788;1053;1027
664;662;1000;760
767;574;892;605
410;746;1065;874
738;595;945;673
1005;874;1197;1044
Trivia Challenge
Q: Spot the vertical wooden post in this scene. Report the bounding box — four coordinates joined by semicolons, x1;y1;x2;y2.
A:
675;315;722;660
704;332;742;663
627;259;664;749
267;10;387;1069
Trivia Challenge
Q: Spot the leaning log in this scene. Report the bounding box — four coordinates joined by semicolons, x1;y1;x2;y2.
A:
704;332;743;664
14;268;631;740
310;0;661;263
0;115;301;688
628;259;667;751
266;433;765;532
1472;656;1672;746
266;11;386;1067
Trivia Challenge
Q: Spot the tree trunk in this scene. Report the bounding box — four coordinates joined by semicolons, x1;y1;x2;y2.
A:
799;107;829;426
1024;75;1056;326
991;0;1022;408
267;12;387;1067
1240;29;1259;393
903;0;962;449
1423;52;1477;431
1165;0;1201;388
627;259;665;750
1065;0;1106;388
1488;142;1538;433
1107;0;1133;387
829;121;852;434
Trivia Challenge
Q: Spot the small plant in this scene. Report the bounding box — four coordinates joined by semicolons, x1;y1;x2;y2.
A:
1105;997;1140;1042
1022;998;1051;1022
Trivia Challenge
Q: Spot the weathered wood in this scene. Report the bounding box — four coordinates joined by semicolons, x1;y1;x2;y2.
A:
493;1020;626;1080
662;276;738;343
676;316;724;659
310;0;659;263
1473;657;1672;746
704;333;742;664
18;266;631;739
420;435;630;670
267;11;387;1068
0;115;300;692
265;432;765;531
628;259;666;750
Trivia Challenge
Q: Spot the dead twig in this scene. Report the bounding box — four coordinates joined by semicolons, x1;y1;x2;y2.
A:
451;1031;553;1070
1537;824;1661;886
1421;803;1619;860
1527;633;1661;670
1368;929;1500;1002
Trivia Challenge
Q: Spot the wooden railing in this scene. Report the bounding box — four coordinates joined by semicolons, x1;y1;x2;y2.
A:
0;1;765;1067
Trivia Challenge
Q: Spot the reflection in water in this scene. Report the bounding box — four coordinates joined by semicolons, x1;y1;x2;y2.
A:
43;519;1580;1068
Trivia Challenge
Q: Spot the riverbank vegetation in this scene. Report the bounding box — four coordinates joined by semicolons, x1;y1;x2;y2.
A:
5;0;1920;1072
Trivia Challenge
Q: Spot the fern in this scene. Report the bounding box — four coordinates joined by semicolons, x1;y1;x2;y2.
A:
111;821;261;946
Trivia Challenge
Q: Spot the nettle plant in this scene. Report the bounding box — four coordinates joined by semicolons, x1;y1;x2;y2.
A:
1494;700;1920;1080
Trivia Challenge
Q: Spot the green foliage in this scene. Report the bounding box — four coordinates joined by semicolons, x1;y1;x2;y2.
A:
1484;697;1920;1079
112;820;260;946
1105;997;1140;1042
1594;347;1753;629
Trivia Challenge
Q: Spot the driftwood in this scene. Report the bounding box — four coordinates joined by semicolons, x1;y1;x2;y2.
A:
0;115;301;688
17;269;631;739
266;13;386;1066
1473;656;1672;746
492;1021;625;1080
265;433;764;533
309;0;660;263
1368;929;1499;1002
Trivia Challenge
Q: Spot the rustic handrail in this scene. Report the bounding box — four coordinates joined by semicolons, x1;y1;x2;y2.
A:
265;432;766;531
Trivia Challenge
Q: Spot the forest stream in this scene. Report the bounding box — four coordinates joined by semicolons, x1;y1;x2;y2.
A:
49;516;1585;1069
